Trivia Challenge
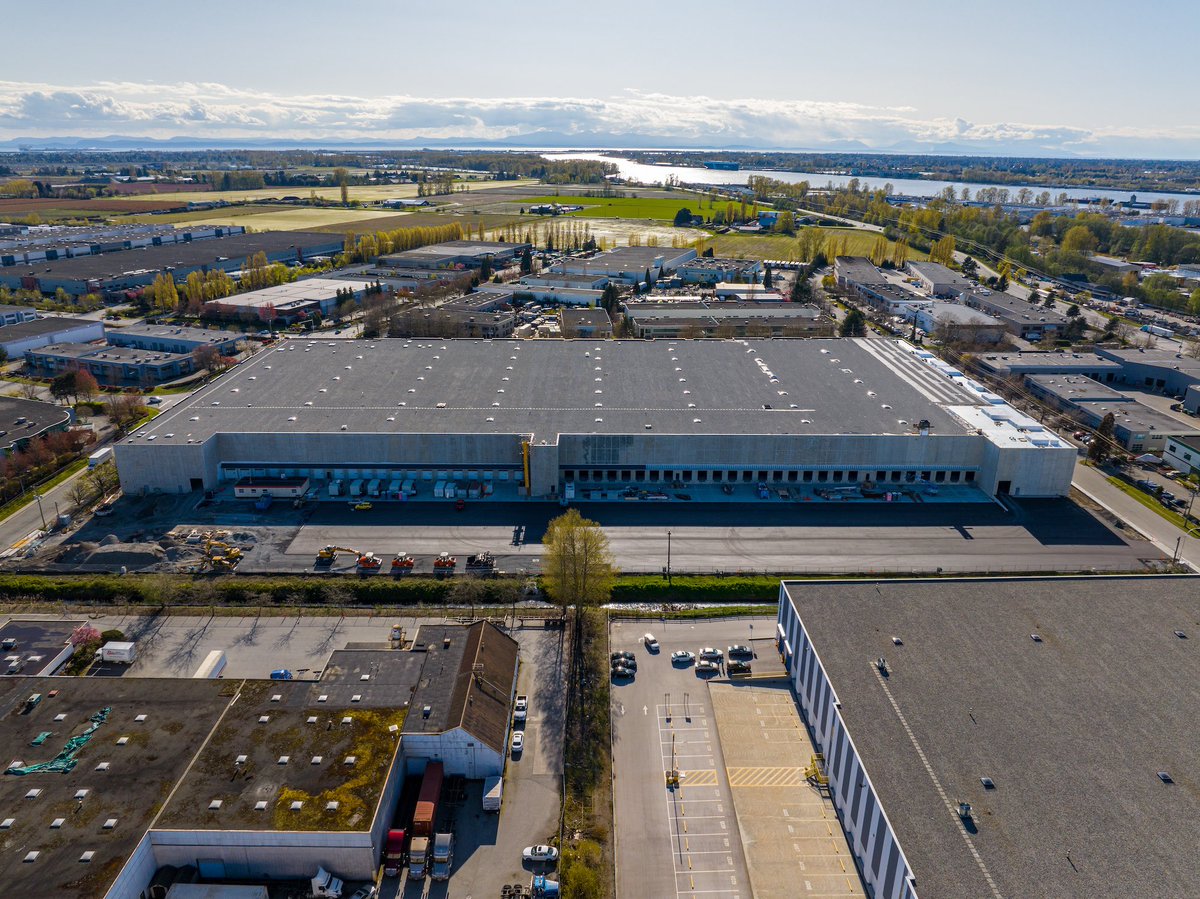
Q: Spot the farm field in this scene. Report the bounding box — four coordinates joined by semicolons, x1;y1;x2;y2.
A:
511;217;706;247
313;211;528;236
115;179;536;205
703;228;927;262
170;206;413;231
0;197;183;215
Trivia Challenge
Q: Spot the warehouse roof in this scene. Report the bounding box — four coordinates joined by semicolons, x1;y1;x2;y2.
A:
1096;346;1200;374
0;677;233;899
156;678;405;832
0;396;72;449
109;323;241;346
134;337;986;445
27;342;191;365
925;302;1001;326
974;351;1123;377
0;316;99;343
205;277;377;310
781;576;1200;899
404;622;518;756
5;231;339;281
1025;374;1129;403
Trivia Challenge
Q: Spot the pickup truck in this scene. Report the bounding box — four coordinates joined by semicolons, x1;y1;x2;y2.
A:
514;694;529;724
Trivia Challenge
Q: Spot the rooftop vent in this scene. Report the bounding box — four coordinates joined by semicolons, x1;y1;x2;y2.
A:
980;777;995;790
289;801;303;811
79;851;95;863
51;817;66;828
24;851;38;863
116;736;128;746
235;754;247;765
317;694;328;703
208;800;222;810
422;705;432;719
344;755;357;766
25;788;41;799
1031;634;1043;642
1175;630;1187;639
258;715;270;724
255;800;268;811
134;714;147;723
103;818;117;829
75;789;88;799
341;716;352;725
0;818;13;829
1158;771;1174;784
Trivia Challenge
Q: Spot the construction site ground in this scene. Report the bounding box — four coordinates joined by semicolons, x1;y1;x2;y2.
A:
8;490;1165;576
709;680;866;899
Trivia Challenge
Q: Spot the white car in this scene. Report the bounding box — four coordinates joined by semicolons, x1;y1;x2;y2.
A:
671;650;695;665
699;647;723;661
523;845;559;863
644;633;660;652
511;731;524;754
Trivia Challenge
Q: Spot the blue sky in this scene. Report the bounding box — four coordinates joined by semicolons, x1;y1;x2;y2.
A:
2;0;1198;157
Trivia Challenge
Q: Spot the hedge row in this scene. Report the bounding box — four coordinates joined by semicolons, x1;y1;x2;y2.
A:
609;575;781;603
0;573;784;608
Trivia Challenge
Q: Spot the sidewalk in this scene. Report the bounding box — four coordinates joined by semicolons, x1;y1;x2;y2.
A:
1072;461;1200;570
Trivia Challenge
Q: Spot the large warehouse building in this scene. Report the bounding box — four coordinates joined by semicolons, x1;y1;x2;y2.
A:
114;337;1076;499
776;577;1200;899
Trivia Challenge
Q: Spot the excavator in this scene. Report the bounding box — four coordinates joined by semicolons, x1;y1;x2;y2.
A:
200;538;242;571
433;552;457;570
391;552;415;573
315;545;360;566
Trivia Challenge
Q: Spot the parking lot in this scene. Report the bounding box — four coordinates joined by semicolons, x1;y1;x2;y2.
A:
610;618;778;899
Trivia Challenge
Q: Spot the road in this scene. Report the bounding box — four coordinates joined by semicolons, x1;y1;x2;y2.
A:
1072;461;1200;568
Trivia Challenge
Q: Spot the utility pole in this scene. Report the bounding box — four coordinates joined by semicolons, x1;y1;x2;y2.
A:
662;525;672;588
33;492;47;530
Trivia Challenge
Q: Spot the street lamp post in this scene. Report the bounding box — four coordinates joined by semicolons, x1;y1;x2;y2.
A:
33;492;46;531
667;529;672;587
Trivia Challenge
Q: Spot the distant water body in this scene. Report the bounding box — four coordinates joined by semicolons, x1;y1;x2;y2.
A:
543;152;1198;207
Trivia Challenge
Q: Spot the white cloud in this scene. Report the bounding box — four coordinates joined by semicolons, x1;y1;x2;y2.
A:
0;80;1193;156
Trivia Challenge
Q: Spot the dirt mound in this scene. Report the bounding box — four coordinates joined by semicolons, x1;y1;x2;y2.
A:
99;534;121;546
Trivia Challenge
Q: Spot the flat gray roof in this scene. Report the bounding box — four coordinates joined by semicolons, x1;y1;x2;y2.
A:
0;316;98;342
136;337;984;446
3;232;339;281
926;302;1000;326
966;290;1071;325
782;576;1200;899
975;352;1123;375
1025;373;1129;402
0;396;72;444
1097;346;1200;373
111;323;240;344
836;256;889;285
28;342;191;364
0;677;233;898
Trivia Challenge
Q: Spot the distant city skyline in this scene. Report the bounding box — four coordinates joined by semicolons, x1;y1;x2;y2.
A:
2;0;1199;158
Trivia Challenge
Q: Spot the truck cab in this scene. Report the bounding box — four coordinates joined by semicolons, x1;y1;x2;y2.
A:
310;866;343;898
431;832;454;881
408;835;430;880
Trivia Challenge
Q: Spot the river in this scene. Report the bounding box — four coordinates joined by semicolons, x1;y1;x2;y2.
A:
543;152;1199;207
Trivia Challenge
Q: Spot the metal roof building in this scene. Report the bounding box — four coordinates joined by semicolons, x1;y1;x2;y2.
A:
776;576;1200;899
113;337;1076;500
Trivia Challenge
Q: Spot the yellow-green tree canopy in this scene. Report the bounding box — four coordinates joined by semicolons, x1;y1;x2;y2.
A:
541;509;617;613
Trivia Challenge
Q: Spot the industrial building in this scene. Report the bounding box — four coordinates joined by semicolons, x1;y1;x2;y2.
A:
106;324;244;356
0;305;38;327
560;306;613;338
550;246;697;284
835;257;930;314
1023;374;1200;452
0;315;106;357
959;289;1069;340
378;239;530;271
0;395;73;453
907;260;974;297
623;300;833;338
713;282;783;302
114;337;1076;500
25;343;197;387
0;621;517;899
675;256;763;285
974;351;1123;381
0;224;244;268
0;231;343;297
520;272;611;290
201;277;376;325
776;577;1200;899
472;280;605;307
388;296;516;338
908;302;1005;344
1163;433;1200;475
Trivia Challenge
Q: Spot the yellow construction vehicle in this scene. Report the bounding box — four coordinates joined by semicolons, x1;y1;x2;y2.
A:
316;545;359;566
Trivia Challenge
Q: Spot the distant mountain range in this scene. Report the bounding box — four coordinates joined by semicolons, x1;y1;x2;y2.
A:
0;132;1094;158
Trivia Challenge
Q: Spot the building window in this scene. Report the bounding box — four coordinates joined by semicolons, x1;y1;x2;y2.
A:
772;471;783;482
649;471;659;482
635;471;646;482
713;471;723;482
697;471;707;482
803;471;813;482
682;471;693;482
563;470;574;482
935;471;946;483
965;471;975;482
607;470;617;481
950;471;960;483
1131;444;1143;453
743;471;754;482
876;471;887;481
817;471;828;482
1185;453;1193;462
787;470;798;482
832;471;843;483
847;471;858;482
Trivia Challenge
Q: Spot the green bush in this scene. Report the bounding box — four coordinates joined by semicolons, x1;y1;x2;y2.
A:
99;628;125;642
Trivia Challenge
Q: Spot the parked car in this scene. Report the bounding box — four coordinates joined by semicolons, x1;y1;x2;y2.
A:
147;396;163;406
643;633;660;652
612;664;635;679
511;731;524;754
699;647;723;661
611;655;636;671
523;845;559;863
727;645;752;657
348;887;378;899
671;650;695;665
727;660;753;676
610;651;635;664
696;660;720;674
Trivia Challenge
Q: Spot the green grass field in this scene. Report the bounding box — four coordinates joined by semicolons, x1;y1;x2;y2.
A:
703;228;927;262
